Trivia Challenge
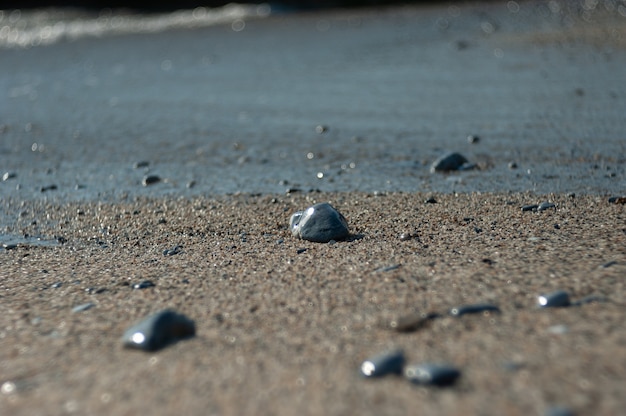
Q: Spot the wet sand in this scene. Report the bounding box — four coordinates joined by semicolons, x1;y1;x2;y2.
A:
1;192;625;415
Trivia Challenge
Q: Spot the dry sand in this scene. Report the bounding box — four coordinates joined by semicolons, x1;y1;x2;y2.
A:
1;192;625;415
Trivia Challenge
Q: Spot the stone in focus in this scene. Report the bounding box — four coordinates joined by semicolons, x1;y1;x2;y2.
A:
121;309;195;351
404;363;461;386
290;202;349;243
538;290;571;308
430;152;470;173
360;349;405;378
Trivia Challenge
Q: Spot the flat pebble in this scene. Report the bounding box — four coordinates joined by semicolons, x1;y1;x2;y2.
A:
388;312;440;332
538;290;571;308
72;302;94;313
290;202;349;243
163;245;182;256
450;303;500;316
133;280;155;289
521;204;538;212
537;201;556;211
121;309;195;351
142;175;161;186
430;152;469;173
404;363;461;386
360;349;405;378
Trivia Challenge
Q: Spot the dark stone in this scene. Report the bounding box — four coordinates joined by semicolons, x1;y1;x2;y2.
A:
450;303;500;316
142;175;161;186
360;349;405;378
537;202;556;211
430;152;469;173
296;248;307;254
399;232;412;241
2;172;16;181
608;196;626;204
425;198;438;204
467;134;480;144
40;185;58;192
538;290;571;308
388;312;440;332
522;204;538;212
121;309;195;352
133;161;150;168
133;280;156;289
290;203;349;243
163;245;182;256
405;363;461;386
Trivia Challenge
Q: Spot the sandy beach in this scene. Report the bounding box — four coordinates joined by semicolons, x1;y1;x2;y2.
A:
1;192;625;415
1;0;626;414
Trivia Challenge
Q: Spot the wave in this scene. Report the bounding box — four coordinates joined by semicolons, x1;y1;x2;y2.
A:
0;3;272;48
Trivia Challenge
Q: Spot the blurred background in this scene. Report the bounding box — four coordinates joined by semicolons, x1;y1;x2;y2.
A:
2;1;437;11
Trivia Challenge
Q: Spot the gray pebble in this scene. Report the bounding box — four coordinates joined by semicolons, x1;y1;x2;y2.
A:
537;201;556;211
142;175;161;186
134;161;150;169
388;312;440;332
360;349;405;378
121;309;195;351
72;302;94;313
467;134;480;144
404;363;461;386
290;203;349;243
430;152;469;173
538;290;571;308
450;303;500;316
163;245;182;256
133;280;155;289
522;204;538;212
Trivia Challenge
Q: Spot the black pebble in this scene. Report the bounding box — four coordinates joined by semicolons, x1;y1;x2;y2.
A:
121;309;196;352
522;204;538;212
142;175;161;186
296;248;307;254
425;197;438;204
450;303;500;316
40;185;58;192
133;280;156;289
360;349;405;378
538;290;571;308
405;363;461;386
467;135;480;144
430;152;469;173
134;161;150;169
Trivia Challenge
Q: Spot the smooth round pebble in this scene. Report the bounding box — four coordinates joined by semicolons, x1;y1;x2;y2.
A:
430;152;469;173
404;363;461;386
360;349;405;378
121;309;195;352
538;290;571;308
290;202;349;243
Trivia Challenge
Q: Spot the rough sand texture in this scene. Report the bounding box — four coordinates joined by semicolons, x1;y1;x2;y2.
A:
1;192;625;415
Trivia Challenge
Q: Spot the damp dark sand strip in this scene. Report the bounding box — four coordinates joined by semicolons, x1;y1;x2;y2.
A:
1;192;625;415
